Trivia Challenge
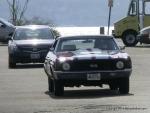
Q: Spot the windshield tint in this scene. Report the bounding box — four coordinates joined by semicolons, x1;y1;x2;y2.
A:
13;28;54;40
56;37;119;52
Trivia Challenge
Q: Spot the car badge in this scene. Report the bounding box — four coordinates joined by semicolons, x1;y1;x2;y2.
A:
90;64;98;68
33;48;37;51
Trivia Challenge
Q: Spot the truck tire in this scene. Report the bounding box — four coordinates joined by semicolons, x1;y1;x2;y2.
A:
54;80;64;96
119;78;129;94
122;31;138;46
48;77;54;93
8;55;16;68
109;84;118;90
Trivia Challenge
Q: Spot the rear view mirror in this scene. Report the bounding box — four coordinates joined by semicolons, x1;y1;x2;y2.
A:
119;46;125;50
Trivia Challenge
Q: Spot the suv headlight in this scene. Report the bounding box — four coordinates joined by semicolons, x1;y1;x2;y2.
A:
116;61;124;69
13;44;18;51
10;43;18;51
62;62;70;71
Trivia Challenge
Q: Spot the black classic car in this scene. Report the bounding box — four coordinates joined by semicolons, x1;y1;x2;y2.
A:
8;25;55;68
44;35;132;96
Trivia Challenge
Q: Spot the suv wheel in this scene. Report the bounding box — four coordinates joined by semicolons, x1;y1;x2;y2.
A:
54;80;64;96
48;77;54;93
8;55;16;68
122;31;138;46
119;78;129;94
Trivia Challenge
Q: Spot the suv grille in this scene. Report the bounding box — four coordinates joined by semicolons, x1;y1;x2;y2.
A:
18;45;51;52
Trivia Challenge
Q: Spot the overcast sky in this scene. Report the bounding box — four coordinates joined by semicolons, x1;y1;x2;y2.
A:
0;0;130;26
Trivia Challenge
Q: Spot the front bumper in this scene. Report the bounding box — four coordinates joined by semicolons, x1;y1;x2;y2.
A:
137;34;150;44
11;51;48;63
53;69;132;80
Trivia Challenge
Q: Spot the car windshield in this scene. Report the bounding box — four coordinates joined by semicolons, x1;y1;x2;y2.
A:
13;28;54;40
56;36;119;52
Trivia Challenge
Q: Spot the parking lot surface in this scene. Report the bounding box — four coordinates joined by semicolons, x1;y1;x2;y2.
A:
0;43;150;113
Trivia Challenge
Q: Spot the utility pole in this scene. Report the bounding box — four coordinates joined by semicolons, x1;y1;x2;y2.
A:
107;0;113;35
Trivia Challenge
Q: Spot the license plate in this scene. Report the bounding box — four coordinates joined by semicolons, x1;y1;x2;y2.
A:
87;73;101;80
30;53;40;59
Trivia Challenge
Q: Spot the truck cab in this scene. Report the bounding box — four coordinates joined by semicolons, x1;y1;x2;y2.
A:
114;0;150;46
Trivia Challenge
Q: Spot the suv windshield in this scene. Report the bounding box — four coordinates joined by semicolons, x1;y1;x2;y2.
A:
56;37;119;52
13;28;54;40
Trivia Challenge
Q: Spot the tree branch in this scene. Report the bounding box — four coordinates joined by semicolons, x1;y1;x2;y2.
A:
19;0;29;21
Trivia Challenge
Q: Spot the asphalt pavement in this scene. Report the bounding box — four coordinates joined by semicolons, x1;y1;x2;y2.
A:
0;42;150;113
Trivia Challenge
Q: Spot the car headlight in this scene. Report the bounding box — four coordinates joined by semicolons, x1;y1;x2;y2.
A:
142;33;149;37
116;61;124;69
10;43;18;51
62;62;70;71
13;44;18;51
58;57;66;62
140;30;149;36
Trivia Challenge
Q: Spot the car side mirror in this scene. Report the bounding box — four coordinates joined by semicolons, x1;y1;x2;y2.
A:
50;47;54;51
119;46;125;50
7;33;13;40
7;36;12;40
54;35;59;39
0;23;6;28
9;32;13;37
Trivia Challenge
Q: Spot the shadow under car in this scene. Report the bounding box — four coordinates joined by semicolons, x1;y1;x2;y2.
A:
45;88;134;99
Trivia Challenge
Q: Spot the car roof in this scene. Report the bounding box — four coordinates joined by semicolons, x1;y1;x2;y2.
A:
58;35;114;39
15;25;51;30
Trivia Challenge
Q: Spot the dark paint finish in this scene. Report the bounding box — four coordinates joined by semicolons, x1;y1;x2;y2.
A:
44;35;132;96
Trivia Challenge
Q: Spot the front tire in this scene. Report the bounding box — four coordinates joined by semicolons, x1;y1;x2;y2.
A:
8;55;16;68
119;78;129;94
48;77;54;93
122;31;138;46
54;80;64;96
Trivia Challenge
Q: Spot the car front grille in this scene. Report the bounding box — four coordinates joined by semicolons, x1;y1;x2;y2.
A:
18;45;51;53
69;59;116;71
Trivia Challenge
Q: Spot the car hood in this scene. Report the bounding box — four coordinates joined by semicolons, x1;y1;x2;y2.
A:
140;26;150;34
14;39;54;46
56;49;129;60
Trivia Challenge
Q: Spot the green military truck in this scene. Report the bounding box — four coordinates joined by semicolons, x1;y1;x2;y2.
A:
114;0;150;46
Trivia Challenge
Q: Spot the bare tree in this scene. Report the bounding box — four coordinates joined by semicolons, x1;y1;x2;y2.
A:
6;0;30;25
